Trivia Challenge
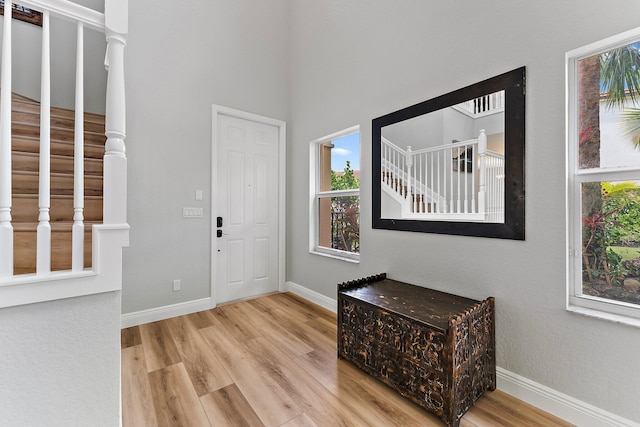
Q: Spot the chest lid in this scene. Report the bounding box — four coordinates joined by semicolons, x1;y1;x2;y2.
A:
339;277;481;332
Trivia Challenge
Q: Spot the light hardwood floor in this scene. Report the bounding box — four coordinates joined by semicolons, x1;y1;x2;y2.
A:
121;292;574;427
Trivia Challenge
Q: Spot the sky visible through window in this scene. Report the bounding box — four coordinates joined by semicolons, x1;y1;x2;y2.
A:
331;133;360;172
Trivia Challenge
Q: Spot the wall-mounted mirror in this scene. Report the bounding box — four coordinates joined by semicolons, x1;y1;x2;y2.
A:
372;67;525;239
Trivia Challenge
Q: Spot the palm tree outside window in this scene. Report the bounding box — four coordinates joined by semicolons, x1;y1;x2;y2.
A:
567;29;640;324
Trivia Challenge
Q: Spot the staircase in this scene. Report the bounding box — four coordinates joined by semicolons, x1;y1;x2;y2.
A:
9;92;105;274
381;170;442;214
0;0;128;310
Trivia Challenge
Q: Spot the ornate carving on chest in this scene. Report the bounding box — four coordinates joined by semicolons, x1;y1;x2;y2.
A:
340;299;446;371
337;274;496;427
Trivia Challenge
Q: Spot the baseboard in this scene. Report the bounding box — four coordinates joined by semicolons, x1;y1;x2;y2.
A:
121;297;213;328
286;281;638;427
497;367;638;427
285;281;337;313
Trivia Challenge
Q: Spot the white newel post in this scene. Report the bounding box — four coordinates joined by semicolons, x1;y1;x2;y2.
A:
37;11;52;274
104;0;128;225
477;129;487;216
0;1;13;278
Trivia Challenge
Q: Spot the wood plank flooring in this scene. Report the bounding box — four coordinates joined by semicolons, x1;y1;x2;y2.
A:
121;292;574;427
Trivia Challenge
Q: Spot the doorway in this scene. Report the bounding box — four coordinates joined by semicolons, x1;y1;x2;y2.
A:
211;105;286;305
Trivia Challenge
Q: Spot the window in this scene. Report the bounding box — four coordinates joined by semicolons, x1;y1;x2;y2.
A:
567;27;640;326
310;126;360;261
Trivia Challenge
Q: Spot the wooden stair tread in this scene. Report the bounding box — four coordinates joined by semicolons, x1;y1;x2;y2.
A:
8;92;106;124
13;170;104;179
10;117;105;135
12;171;103;197
12;151;103;175
12;151;103;176
12;193;103;200
11;111;105;134
11;122;106;145
12;136;105;159
13;221;101;231
12;195;103;223
11;102;106;124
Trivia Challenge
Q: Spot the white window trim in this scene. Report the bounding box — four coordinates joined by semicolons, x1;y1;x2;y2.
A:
309;125;360;263
566;26;640;327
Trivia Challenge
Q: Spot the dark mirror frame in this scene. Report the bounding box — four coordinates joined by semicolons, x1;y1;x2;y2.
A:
372;67;525;240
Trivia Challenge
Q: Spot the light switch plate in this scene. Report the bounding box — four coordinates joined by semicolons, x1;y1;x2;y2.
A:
183;207;203;218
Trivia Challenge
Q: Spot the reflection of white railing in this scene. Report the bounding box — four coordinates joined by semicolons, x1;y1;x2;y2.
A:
484;154;504;223
454;92;505;118
381;130;504;221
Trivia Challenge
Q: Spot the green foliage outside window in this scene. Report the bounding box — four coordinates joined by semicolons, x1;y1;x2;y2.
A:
579;42;640;305
330;161;360;253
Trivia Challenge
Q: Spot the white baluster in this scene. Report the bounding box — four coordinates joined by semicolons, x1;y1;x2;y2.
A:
471;144;476;213
464;145;469;213
0;0;13;278
477;129;487;217
438;151;443;213
381;143;384;184
37;11;51;274
385;143;389;185
397;150;401;194
392;149;396;191
418;154;422;213
72;22;84;272
456;147;461;213
405;146;412;207
449;149;454;213
387;144;392;187
104;0;128;225
430;152;434;213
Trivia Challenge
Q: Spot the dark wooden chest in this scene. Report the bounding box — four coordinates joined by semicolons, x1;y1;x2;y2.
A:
337;273;496;427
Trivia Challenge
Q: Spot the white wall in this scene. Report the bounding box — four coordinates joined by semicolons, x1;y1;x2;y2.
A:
288;0;640;423
121;0;291;313
0;291;121;426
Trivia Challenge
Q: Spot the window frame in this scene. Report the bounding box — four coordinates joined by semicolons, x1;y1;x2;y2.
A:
309;125;361;263
566;27;640;327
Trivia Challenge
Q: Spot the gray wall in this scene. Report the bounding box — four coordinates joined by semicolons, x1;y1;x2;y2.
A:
121;0;291;313
287;0;640;422
0;292;121;426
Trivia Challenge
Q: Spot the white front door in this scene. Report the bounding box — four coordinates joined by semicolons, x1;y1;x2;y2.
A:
213;108;283;304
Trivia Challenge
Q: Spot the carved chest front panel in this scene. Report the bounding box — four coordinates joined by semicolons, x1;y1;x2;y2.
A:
337;274;495;427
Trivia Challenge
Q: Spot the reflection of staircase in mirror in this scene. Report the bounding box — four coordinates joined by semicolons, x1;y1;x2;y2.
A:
381;130;505;222
381;170;443;214
9;93;105;274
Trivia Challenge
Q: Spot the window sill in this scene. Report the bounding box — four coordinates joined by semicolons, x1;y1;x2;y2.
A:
310;248;360;264
567;298;640;329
